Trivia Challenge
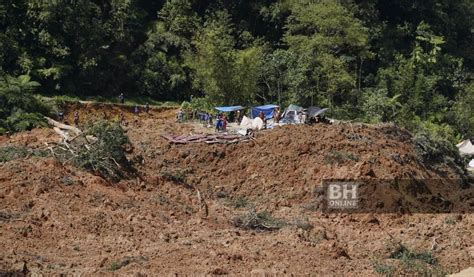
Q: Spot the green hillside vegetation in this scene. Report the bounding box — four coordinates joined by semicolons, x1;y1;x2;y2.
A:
0;0;473;144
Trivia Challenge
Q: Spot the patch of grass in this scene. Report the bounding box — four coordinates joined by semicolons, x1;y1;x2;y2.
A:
42;94;178;108
444;215;458;225
109;259;129;271
324;150;359;165
226;196;250;209
233;209;285;231
0;146;28;162
162;170;186;184
389;244;437;265
0;146;49;162
373;261;396;276
386;243;445;275
108;256;148;271
293;217;313;231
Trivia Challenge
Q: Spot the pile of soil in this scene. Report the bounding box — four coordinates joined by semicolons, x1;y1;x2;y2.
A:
0;103;472;275
141;122;471;213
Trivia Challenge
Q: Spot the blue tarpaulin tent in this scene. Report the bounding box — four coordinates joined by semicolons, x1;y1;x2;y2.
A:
251;104;279;120
215;106;244;112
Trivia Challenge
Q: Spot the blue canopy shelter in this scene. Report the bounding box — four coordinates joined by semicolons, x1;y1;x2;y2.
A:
251;104;279;120
215;106;244;113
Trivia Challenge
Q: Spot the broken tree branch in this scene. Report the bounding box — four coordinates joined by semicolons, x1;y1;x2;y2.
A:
45;117;82;136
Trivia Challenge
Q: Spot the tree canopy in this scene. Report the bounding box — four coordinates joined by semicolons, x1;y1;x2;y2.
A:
1;0;473;140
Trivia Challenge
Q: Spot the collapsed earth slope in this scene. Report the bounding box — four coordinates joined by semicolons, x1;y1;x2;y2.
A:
0;102;472;275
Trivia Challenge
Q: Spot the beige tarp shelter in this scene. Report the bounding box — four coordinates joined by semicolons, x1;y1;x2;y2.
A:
456;139;474;156
240;116;264;131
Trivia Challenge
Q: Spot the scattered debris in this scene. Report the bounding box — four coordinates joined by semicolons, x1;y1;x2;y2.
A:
161;133;251;144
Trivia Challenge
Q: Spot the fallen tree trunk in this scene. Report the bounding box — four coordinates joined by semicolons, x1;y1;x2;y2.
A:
45;117;82;135
53;127;71;141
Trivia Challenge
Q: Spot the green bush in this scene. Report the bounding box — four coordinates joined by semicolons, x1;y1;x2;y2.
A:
390;244;437;265
53;121;132;181
411;121;461;166
0;146;49;162
3;111;48;132
0;75;51;133
387;244;445;275
361;88;401;123
74;121;131;181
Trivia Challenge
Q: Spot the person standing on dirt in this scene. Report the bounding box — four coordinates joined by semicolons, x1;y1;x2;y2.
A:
119;93;125;104
208;113;213;126
235;110;241;123
223;115;228;132
58;111;64;122
301;110;307;124
258;111;267;129
73;111;79;126
298;111;303;124
145;102;150;114
134;105;140;115
273;107;281;123
177;109;185;122
216;114;223;132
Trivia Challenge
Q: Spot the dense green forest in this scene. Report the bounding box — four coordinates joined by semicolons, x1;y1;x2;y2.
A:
1;0;473;142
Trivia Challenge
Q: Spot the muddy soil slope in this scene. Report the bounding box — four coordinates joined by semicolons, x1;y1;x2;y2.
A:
0;103;472;275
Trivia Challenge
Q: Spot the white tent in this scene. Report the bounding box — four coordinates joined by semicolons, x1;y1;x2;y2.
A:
240;116;264;131
468;159;474;172
456;139;474;156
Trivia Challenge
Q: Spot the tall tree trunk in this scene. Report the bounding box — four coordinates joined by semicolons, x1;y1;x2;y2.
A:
358;58;364;91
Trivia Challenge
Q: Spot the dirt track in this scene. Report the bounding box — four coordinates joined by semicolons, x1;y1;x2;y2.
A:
0;103;473;275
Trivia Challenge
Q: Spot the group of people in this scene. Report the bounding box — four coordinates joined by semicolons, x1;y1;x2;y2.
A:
215;114;228;132
176;109;243;132
175;105;331;134
215;110;244;131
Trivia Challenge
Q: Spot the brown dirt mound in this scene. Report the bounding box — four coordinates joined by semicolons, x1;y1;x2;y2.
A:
140;122;469;213
1;103;473;275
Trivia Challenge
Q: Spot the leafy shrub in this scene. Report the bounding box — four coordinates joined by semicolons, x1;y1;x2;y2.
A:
189;97;214;113
412;121;462;166
451;81;474;140
54;121;132;181
75;121;131;181
3;111;48;132
361;88;401;123
0;75;51;133
389;244;437;265
384;243;445;275
52;95;80;111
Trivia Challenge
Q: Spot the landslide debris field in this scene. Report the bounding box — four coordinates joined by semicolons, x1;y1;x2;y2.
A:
1;103;473;275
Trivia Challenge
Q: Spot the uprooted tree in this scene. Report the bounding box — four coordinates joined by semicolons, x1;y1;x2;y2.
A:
46;118;134;182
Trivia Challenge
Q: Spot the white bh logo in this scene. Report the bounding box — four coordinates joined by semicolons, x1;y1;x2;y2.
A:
327;182;359;209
